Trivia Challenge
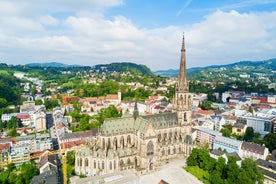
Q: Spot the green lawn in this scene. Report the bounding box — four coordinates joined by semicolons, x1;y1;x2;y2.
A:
185;166;210;184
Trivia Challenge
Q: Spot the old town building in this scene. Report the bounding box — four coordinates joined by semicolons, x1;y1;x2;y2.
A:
75;35;194;176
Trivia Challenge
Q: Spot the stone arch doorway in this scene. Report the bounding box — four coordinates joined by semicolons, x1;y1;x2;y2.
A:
134;157;138;168
148;160;154;171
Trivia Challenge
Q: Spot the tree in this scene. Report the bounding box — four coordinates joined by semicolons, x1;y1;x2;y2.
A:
263;133;276;152
220;128;231;137
244;127;254;141
8;128;19;137
225;156;240;184
35;99;43;105
100;104;121;119
44;99;59;110
200;100;213;110
238;158;264;184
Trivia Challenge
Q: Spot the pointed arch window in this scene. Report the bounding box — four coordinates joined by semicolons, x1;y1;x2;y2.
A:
184;112;187;121
85;158;88;167
147;141;154;156
120;136;124;148
113;137;117;150
102;138;105;149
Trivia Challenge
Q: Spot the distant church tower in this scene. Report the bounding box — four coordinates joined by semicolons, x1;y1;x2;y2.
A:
173;34;192;134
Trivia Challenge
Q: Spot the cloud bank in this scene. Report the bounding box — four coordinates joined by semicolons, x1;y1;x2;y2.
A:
0;1;275;70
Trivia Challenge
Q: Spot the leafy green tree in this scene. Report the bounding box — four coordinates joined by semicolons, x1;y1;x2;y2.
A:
20;161;39;184
100;104;121;119
263;133;276;152
35;99;43;105
238;158;264;184
0;98;8;108
8;128;19;137
200;100;213;110
7;117;17;129
44;99;59;110
244;127;254;141
225;156;240;184
220;128;231;137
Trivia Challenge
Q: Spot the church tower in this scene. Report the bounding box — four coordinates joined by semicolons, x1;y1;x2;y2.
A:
173;34;192;130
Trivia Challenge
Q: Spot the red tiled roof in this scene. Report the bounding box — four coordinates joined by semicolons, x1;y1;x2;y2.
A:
106;94;118;100
63;140;86;149
0;143;10;152
16;114;30;119
0;137;16;144
197;109;214;115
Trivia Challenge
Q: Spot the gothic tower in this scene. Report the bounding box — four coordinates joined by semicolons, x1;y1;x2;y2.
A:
173;34;192;131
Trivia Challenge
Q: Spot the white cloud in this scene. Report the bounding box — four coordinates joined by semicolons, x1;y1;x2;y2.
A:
0;1;275;70
40;15;60;26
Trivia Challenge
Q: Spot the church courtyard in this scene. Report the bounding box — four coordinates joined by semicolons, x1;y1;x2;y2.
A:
71;158;203;184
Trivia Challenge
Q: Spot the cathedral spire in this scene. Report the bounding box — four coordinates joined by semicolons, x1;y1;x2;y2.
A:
176;33;188;92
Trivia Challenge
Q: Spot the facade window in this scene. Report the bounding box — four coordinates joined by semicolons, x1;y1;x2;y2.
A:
102;138;105;149
168;148;170;155
113;137;117;149
120;136;124;148
127;135;131;145
80;158;82;167
94;161;96;169
162;149;165;156
147;141;154;156
77;158;80;166
127;158;130;165
114;160;116;169
110;161;112;170
85;158;88;167
102;161;105;169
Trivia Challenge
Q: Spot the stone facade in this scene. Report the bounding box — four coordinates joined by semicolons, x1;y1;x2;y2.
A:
75;35;194;176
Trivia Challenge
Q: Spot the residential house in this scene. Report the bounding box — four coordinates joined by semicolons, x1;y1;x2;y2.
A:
210;115;225;131
232;122;247;136
241;142;269;160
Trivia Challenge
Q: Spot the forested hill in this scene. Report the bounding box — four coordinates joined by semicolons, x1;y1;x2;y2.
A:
154;58;276;79
92;62;153;76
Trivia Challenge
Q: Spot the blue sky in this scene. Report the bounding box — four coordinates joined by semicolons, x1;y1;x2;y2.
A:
0;0;275;70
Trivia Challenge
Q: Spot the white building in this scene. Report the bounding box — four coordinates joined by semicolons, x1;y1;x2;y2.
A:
213;135;242;155
241;142;269;160
210;115;225;131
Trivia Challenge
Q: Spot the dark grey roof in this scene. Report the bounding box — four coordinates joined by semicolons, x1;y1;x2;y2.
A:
210;149;225;156
31;170;59;184
241;142;266;154
39;154;57;169
256;159;276;180
142;112;178;128
233;122;245;129
226;152;242;161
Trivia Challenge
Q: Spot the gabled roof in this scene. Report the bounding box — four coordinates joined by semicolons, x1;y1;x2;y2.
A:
241;142;266;155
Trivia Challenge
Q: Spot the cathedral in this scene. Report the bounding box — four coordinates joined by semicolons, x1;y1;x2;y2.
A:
75;35;194;176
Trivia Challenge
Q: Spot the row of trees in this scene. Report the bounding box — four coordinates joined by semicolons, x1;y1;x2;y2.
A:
186;148;264;184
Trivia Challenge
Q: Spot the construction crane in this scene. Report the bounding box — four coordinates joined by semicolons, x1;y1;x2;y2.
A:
62;142;67;184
